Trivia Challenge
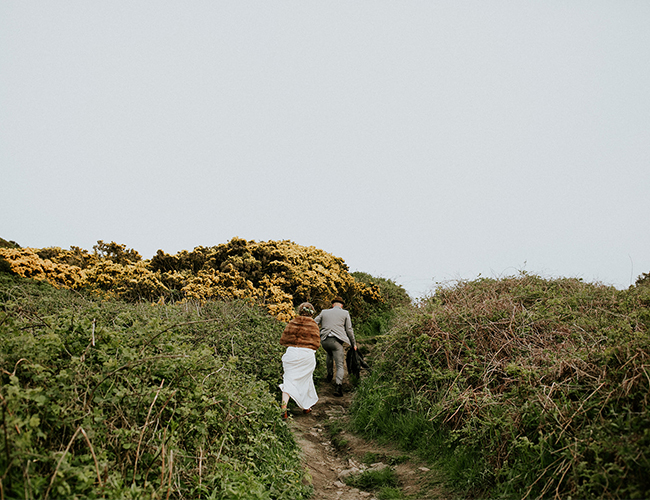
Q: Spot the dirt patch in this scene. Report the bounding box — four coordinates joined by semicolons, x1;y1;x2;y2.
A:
287;378;449;500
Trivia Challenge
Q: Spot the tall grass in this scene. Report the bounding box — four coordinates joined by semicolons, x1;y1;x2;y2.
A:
350;273;650;499
0;273;311;499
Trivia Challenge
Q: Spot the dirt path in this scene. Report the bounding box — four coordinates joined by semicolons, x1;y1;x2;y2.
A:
287;378;449;500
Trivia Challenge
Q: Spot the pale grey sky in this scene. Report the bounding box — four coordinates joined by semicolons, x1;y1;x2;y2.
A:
2;2;649;298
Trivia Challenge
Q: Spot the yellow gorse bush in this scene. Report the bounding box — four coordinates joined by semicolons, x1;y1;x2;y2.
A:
80;260;168;301
0;238;383;321
0;247;82;288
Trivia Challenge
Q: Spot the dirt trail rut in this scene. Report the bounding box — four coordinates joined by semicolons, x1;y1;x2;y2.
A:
286;378;448;500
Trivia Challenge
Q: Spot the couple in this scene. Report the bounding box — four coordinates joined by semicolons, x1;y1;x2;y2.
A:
278;296;357;419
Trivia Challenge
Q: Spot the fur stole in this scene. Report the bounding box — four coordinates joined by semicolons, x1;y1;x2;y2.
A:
280;316;320;351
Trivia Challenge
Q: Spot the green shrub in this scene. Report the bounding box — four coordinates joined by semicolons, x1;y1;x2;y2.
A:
350;273;650;499
0;274;311;499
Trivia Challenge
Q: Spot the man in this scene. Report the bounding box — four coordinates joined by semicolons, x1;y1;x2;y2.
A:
314;296;357;397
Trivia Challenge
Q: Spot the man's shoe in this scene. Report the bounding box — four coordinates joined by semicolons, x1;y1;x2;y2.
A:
326;373;333;383
334;384;343;397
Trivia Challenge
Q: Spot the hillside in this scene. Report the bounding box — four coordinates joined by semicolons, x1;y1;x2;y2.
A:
0;239;410;499
0;272;314;499
351;273;650;499
3;237;649;499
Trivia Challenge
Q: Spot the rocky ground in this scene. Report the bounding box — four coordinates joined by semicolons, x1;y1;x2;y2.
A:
286;377;450;500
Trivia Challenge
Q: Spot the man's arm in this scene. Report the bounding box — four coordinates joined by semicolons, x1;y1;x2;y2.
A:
345;313;357;350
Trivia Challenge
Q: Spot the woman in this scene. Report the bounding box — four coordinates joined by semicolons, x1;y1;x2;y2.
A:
278;302;320;419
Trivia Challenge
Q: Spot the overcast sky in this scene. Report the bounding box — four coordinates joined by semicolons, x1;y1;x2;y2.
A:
2;2;649;298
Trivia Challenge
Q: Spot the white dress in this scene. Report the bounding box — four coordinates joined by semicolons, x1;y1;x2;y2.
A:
279;346;319;410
